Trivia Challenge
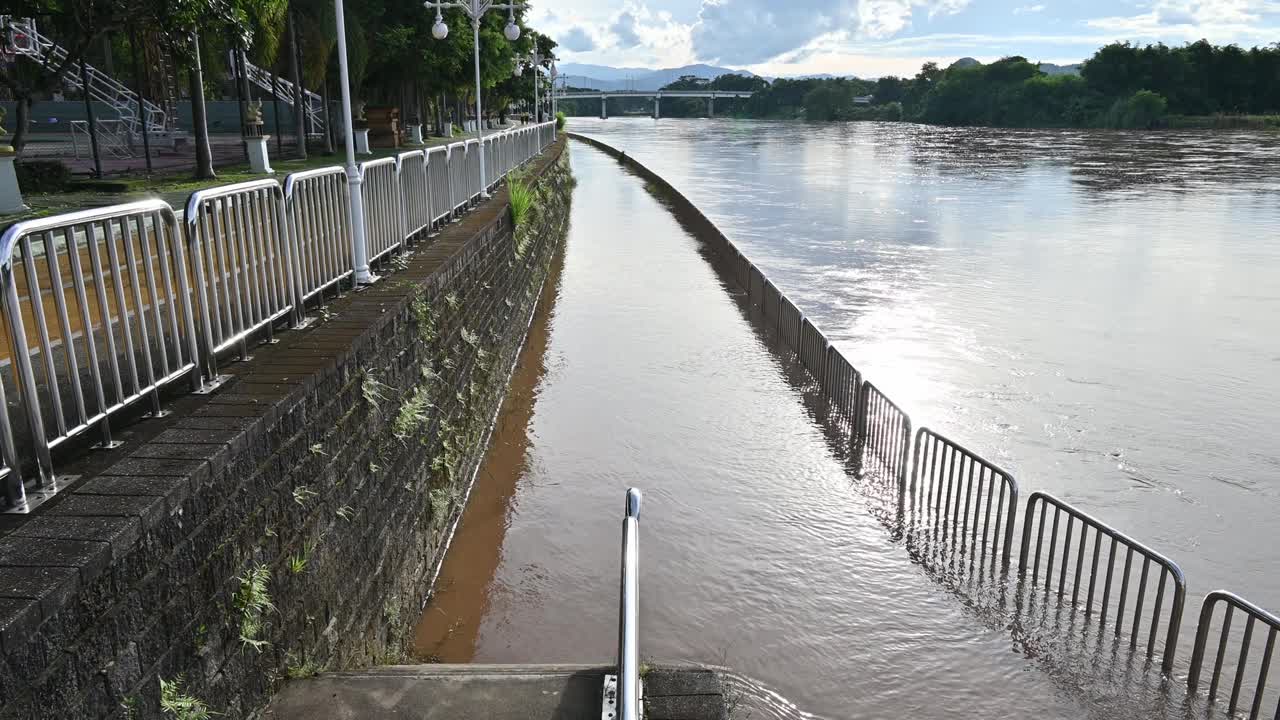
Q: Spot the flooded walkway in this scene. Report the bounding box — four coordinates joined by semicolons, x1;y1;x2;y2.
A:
414;142;1093;718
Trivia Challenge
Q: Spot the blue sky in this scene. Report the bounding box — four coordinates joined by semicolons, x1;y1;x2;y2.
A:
528;0;1280;76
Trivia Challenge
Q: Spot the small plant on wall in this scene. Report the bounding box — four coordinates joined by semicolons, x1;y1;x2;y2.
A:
508;178;534;227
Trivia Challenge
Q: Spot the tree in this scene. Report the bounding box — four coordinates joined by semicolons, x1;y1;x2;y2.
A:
803;82;853;121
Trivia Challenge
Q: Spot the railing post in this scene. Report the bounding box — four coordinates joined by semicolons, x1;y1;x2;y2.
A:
616;487;642;720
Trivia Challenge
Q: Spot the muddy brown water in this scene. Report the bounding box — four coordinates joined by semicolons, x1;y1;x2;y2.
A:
410;141;1242;718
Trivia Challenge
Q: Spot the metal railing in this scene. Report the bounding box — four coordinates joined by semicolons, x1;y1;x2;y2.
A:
1018;492;1186;673
425;146;452;226
1188;591;1279;719
854;380;912;490
398;150;431;239
447;142;469;214
465;139;483;202
358;157;406;264
615;487;643;720
284;167;353;304
798;318;827;380
0;121;557;512
1;200;200;509
909;428;1018;570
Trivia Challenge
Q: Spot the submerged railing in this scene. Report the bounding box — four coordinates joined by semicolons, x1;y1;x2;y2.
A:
0;121;557;512
678;149;1277;713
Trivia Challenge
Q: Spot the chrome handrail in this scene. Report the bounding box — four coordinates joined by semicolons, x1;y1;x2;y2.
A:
618;487;642;720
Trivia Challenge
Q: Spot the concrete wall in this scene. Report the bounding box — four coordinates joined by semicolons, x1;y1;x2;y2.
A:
0;141;572;718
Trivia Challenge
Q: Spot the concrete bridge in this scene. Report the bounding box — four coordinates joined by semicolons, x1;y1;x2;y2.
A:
553;89;755;118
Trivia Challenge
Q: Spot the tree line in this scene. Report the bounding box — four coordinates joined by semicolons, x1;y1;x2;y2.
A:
561;40;1279;129
1;0;556;176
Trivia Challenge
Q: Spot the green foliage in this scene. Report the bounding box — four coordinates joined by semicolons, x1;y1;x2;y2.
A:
393;385;433;440
234;563;274;651
159;676;211;720
803;83;855;121
361;373;389;408
508;178;534;227
555;111;567;130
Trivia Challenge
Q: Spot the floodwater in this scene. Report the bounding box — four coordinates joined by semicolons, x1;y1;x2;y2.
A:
415;123;1280;717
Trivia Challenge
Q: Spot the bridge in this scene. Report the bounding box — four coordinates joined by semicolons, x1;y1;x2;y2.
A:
553;89;755;118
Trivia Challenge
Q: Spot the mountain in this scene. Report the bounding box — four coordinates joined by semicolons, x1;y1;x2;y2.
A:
555;63;756;91
1038;62;1083;76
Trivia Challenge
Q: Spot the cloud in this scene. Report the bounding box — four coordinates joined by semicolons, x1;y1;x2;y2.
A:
611;11;643;47
1014;4;1046;14
690;0;971;64
559;26;597;52
1087;0;1279;36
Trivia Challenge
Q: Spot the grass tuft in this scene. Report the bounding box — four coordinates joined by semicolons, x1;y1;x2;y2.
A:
508;178;534;227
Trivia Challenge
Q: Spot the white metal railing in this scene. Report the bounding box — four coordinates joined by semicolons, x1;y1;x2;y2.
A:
0;121;555;512
184;180;300;379
447;142;469;213
426;146;451;225
0;200;200;510
284;167;353;304
397;150;431;238
358;157;406;263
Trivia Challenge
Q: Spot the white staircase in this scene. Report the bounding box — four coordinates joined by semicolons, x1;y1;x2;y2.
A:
3;16;168;138
230;51;326;136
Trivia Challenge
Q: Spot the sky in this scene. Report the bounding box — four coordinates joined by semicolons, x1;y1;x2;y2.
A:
526;0;1280;77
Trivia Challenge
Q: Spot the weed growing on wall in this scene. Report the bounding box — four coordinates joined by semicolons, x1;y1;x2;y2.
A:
159;677;211;720
234;564;275;651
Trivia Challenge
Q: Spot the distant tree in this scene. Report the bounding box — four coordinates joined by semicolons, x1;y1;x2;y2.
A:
803;82;853;121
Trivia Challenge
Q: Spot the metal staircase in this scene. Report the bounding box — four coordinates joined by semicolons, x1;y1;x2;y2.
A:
231;50;326;136
3;16;168;138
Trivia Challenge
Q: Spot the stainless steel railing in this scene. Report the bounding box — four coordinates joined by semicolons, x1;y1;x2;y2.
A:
616;487;643;720
185;180;300;378
0;122;557;512
398;150;431;239
447;141;469;214
359;156;406;264
465;139;483;202
1018;492;1187;673
1;199;200;509
910;428;1018;571
425;146;452;226
284;166;353;305
1188;591;1279;719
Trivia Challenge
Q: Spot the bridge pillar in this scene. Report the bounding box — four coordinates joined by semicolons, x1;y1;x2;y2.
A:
708;96;714;118
600;95;607;120
653;96;660;119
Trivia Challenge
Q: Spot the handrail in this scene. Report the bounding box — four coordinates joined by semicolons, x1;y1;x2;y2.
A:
617;488;643;720
1188;590;1280;718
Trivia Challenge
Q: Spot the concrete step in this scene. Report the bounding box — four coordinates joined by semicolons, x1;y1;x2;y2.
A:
263;663;729;720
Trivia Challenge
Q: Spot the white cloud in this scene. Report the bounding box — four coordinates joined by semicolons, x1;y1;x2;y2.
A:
559;26;597;52
1087;0;1280;38
1014;4;1047;14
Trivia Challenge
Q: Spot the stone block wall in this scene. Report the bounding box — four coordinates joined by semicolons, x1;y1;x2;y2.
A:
0;140;573;719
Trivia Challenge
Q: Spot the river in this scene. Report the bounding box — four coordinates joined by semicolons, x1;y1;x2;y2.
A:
415;122;1280;717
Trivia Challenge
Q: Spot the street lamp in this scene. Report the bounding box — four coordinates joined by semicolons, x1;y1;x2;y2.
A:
425;0;527;194
519;45;549;123
550;62;558;126
333;0;377;283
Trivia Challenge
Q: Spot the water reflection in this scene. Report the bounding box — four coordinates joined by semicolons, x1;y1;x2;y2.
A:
568;118;1280;645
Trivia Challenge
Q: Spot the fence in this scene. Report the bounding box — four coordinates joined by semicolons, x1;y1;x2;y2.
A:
0;121;556;513
0;199;200;510
1188;591;1279;719
677;185;1275;700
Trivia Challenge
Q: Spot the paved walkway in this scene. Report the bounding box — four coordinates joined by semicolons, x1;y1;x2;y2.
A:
264;665;728;720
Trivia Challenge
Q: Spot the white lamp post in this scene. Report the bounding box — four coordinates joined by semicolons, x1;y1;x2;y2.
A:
425;0;526;195
519;46;549;123
550;62;558;126
334;0;377;284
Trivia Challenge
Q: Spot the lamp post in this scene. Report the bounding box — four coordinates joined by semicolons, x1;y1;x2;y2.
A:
426;0;526;195
550;62;558;125
516;46;548;123
334;0;377;283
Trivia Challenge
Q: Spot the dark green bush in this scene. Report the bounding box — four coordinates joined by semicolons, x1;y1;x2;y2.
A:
15;160;72;193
